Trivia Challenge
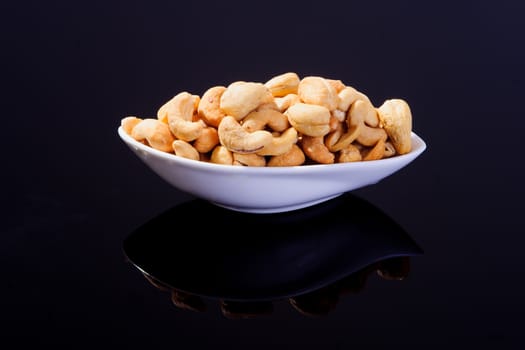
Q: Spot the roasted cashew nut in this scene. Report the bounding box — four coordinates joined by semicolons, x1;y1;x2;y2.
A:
121;116;142;135
264;72;300;97
274;93;301;112
267;144;306;167
348;99;387;146
362;137;386;161
298;76;340;111
131;118;175;152
285;103;331;137
219;81;273;120
172;140;200;161
233;153;266;167
300;135;335;164
377;98;412;155
159;91;205;142
257;127;298;156
218;116;273;154
197;85;227;127
242;109;289;133
337;144;362;163
193;126;219;153
210;145;233;165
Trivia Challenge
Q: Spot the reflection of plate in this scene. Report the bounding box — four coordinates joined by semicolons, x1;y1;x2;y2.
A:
123;193;423;302
118;126;427;213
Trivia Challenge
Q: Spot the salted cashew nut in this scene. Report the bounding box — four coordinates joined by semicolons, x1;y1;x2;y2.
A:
193;126;219;153
267;144;305;167
285;102;331;137
264;72;300;97
298;76;340;111
377;98;413;155
218;116;273;154
233;153;266;167
337;144;362;163
121;116;142;135
131;118;175;152
172;140;200;161
348;99;387;146
242;109;289;133
210;145;233;165
257;127;298;156
219;81;273;120
300;135;335;164
197;85;227;127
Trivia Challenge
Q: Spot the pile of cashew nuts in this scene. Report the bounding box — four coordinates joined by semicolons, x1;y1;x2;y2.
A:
121;72;413;166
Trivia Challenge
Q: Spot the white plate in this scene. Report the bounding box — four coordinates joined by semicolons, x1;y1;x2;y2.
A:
118;126;427;214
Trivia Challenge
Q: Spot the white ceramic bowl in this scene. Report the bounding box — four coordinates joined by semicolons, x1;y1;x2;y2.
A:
118;126;427;214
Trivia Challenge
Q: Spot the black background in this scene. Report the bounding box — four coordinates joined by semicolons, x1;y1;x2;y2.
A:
3;0;525;348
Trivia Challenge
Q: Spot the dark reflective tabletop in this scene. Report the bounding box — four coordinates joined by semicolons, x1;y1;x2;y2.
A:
4;1;525;349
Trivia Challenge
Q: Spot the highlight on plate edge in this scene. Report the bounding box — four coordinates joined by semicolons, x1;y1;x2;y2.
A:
120;72;416;167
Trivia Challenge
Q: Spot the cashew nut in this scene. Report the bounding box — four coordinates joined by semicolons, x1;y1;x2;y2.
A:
257;127;298;156
348;99;387;146
298;76;340;111
131;118;175;152
327;79;346;93
242;109;289;133
329;123;361;152
172;140;200;161
285;102;331;137
362;137;386;161
337;144;362;163
264;72;300;97
218;116;273;153
197;85;227;127
220;81;273;120
193;126;219;153
300;135;335;164
377;98;412;155
233;153;266;167
121;116;142;135
159;91;205;142
267;144;306;167
210;145;233;165
274;93;301;112
384;141;396;158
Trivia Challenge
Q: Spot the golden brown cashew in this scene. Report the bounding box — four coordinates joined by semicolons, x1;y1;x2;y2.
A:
218;116;273;153
377;99;413;155
274;93;301;112
193;126;219;153
348;99;387;146
285;103;331;137
210;145;233;165
329;124;361;152
160;92;205;142
172;140;200;161
384;141;396;158
298;76;340;111
257;127;298;156
264;72;300;97
337;144;362;163
220;81;273;120
242;109;289;133
197;85;227;127
267;144;306;167
233;153;266;167
362;137;386;161
301;135;335;164
121;116;142;135
131;118;175;152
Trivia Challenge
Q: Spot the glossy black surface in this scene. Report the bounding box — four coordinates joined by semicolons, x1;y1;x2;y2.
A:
4;0;524;349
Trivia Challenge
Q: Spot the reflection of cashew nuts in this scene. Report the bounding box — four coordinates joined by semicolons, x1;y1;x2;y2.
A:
285;103;331;137
257;127;298;156
218;116;273;154
172;140;200;161
264;72;300;97
220;81;273;120
193;126;219;153
267;144;305;167
377;99;412;155
210;145;233;165
348;100;387;146
197;86;227;127
233;153;266;167
242;109;289;132
298;76;340;111
301;135;335;164
131;118;175;152
121;116;142;135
